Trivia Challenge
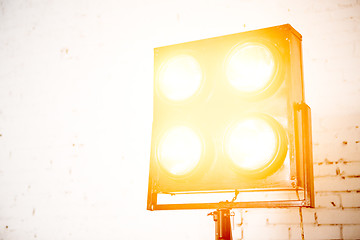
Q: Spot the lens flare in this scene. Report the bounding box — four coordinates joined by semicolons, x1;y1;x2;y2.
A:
158;55;203;101
226;43;275;93
225;118;278;171
157;126;203;176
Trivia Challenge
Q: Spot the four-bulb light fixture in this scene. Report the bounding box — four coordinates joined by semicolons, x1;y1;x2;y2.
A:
147;24;314;210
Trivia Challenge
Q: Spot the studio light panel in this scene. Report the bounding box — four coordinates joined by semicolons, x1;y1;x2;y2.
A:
148;24;314;209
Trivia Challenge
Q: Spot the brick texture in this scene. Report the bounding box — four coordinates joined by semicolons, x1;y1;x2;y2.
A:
241;225;290;240
316;209;360;225
343;225;360;240
291;225;341;240
341;192;360;208
315;177;360;192
315;192;341;208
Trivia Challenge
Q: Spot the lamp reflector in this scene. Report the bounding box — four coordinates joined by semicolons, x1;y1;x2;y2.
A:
226;43;275;93
225;117;278;171
158;54;203;101
157;126;203;176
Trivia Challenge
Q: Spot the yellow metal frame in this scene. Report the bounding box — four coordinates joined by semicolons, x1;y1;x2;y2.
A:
147;24;314;210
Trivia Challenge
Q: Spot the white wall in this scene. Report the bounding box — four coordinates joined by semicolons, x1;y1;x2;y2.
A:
0;0;359;239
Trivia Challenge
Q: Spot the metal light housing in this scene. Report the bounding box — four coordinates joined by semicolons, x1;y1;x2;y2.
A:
147;24;314;210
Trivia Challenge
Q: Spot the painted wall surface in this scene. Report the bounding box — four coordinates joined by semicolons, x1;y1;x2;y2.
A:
0;0;359;239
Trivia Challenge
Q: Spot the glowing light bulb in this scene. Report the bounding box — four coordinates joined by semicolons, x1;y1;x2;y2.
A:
158;55;203;101
225;118;277;171
226;43;275;93
157;126;203;176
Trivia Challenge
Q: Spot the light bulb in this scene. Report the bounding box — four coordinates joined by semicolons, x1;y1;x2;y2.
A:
157;126;203;176
158;55;203;101
226;43;275;93
225;117;278;171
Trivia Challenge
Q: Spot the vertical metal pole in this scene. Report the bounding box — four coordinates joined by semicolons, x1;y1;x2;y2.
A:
212;209;233;240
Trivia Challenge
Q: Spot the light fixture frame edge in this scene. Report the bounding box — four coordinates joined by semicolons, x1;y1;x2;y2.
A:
147;24;315;210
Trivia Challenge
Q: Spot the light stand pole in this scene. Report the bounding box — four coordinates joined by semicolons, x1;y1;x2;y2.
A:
209;209;233;240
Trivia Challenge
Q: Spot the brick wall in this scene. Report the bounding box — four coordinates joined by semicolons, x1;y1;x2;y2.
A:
236;114;360;239
0;0;359;239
